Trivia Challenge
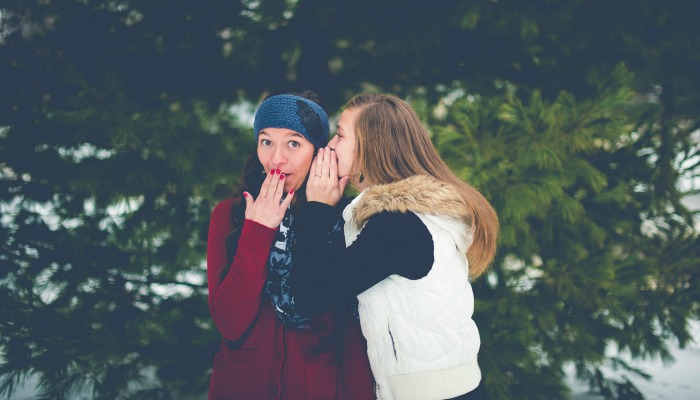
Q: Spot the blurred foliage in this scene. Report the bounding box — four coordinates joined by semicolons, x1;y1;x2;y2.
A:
0;0;699;399
432;65;699;399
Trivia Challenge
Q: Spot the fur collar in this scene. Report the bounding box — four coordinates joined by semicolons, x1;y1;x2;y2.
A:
352;175;471;227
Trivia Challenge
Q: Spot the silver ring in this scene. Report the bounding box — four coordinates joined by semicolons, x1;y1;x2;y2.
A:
315;173;322;177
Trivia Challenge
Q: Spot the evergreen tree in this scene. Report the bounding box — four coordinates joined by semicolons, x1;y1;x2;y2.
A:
0;3;254;397
430;66;700;399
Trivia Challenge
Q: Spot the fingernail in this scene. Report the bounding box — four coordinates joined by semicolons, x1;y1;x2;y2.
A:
275;168;281;175
280;174;285;180
289;189;294;195
270;169;275;174
243;192;248;198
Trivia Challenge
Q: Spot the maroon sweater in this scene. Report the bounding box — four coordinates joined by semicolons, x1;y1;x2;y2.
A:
207;198;373;400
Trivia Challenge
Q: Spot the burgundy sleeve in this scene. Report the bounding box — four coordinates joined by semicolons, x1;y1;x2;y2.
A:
207;200;277;340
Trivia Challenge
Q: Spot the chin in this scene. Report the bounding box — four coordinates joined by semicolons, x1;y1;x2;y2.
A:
284;181;296;193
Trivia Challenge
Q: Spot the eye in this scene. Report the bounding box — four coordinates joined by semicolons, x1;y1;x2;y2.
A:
288;141;300;148
260;139;271;146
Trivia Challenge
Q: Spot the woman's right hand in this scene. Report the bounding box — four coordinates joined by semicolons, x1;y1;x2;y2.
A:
306;147;349;206
243;169;294;228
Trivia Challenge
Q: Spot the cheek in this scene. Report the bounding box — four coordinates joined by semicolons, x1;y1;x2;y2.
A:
297;158;313;179
288;152;314;188
257;148;270;167
338;146;354;169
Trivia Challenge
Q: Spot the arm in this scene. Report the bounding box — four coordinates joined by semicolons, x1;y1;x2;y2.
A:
207;200;277;341
207;170;293;340
288;202;434;316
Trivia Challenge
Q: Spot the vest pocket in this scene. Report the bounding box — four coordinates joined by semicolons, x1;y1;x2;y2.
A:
387;321;398;362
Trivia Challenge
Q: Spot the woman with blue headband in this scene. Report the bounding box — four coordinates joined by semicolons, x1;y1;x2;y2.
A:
206;91;373;399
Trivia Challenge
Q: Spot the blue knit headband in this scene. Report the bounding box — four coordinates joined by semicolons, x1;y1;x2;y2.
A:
253;94;330;148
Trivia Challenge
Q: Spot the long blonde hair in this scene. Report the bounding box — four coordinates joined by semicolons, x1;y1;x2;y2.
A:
346;93;499;277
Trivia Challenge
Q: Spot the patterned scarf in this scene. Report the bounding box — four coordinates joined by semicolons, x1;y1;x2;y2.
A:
265;206;348;329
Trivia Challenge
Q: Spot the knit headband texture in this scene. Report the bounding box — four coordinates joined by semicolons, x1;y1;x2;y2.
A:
253;94;329;148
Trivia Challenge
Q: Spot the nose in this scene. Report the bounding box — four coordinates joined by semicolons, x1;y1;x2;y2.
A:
270;146;287;167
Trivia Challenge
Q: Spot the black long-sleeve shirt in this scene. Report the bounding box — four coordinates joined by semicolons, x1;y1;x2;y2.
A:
288;201;434;316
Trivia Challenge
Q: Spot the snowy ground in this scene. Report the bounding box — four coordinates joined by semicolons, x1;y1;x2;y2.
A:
567;192;700;400
11;322;700;400
568;320;700;400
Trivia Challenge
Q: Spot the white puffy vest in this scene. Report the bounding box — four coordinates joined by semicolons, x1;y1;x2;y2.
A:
343;195;481;400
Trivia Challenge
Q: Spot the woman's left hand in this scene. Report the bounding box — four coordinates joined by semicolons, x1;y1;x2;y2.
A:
306;147;349;206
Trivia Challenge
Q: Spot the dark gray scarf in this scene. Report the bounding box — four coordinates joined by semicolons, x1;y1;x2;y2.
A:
264;209;311;329
265;206;348;329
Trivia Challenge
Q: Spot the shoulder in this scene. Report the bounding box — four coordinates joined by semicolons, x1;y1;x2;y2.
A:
363;211;429;239
353;176;470;227
212;198;236;216
210;198;239;229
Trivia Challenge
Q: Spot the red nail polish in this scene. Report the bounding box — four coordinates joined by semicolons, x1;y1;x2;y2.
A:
289;189;294;195
280;174;285;180
275;168;281;175
270;169;274;174
243;192;248;198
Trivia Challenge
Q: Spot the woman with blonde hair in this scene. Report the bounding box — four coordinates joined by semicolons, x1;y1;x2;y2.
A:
287;93;498;399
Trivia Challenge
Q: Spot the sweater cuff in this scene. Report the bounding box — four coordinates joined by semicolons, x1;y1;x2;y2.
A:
238;219;277;251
